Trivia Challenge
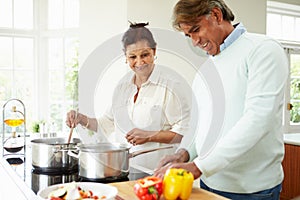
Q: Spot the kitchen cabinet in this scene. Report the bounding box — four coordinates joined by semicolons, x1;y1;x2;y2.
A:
280;144;300;200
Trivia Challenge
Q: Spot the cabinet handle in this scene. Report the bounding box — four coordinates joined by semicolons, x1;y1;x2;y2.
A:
287;103;294;110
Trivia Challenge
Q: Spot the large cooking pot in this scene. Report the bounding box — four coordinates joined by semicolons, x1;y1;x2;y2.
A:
68;143;172;179
31;137;81;173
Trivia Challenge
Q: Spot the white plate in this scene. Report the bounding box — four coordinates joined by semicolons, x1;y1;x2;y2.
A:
37;182;118;200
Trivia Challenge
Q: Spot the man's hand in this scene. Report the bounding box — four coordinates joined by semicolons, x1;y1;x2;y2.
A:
154;162;202;180
155;149;189;169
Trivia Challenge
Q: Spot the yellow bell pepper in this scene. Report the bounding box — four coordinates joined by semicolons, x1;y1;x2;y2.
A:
163;168;194;200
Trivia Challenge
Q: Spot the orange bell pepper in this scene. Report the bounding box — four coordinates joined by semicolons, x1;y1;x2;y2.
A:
163;168;194;200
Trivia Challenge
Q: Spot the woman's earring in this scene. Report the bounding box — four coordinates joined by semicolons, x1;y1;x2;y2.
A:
125;60;127;64
154;56;157;60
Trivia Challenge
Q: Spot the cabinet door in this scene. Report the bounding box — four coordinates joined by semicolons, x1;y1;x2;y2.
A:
281;144;300;200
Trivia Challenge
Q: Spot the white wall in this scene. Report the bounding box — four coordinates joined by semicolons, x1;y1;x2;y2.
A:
80;0;300;65
79;0;186;117
79;0;268;67
79;0;128;65
79;0;178;65
78;0;294;117
127;0;176;30
226;0;266;34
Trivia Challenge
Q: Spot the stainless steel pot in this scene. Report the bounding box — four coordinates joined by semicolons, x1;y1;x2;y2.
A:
31;137;81;173
68;143;172;179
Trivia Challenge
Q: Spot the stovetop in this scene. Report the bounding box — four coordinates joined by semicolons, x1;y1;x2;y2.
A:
29;166;149;194
5;145;150;194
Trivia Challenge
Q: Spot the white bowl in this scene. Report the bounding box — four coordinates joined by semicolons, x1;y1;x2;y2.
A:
37;182;118;200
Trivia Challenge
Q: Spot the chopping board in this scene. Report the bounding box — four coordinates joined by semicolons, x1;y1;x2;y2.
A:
110;181;229;200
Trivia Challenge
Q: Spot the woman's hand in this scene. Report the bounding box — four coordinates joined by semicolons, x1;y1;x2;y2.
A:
125;128;153;145
66;111;97;132
66;110;80;128
66;111;87;128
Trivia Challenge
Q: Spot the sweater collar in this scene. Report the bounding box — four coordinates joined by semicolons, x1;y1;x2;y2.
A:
220;22;246;52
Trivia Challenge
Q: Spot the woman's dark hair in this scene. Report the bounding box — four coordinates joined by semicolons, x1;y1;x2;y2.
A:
122;22;157;51
173;0;235;30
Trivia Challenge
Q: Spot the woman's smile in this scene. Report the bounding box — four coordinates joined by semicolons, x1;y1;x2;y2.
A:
134;64;149;71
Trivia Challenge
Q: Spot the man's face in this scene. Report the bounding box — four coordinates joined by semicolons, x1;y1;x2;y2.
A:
180;8;224;56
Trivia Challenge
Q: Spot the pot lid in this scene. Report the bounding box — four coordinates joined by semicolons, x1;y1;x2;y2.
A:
31;137;81;145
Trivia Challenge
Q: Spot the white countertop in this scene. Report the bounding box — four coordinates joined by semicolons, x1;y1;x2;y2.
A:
0;133;298;200
284;133;300;146
0;157;38;200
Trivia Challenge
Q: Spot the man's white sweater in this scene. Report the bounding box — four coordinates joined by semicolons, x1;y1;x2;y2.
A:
189;32;289;193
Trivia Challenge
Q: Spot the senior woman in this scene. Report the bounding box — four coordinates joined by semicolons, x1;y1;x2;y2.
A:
66;22;192;170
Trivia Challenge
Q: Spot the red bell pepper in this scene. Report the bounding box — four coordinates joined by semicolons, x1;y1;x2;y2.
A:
134;176;163;200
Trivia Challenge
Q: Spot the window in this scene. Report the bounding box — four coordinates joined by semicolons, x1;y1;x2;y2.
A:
0;0;79;135
267;1;300;133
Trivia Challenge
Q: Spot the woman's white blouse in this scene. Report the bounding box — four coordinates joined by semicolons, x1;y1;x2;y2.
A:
97;65;192;170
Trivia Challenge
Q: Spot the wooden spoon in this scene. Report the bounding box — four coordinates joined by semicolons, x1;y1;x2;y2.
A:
67;110;77;144
67;126;74;144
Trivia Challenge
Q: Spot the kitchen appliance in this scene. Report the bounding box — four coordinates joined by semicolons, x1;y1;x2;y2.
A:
2;99;26;167
31;169;79;194
7;141;152;195
31;137;81;173
68;143;171;180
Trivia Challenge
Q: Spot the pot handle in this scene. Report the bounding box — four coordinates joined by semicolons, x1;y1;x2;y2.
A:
129;145;173;158
67;148;80;159
53;146;78;154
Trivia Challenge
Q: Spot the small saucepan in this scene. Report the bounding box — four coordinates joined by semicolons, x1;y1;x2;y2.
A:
68;143;172;179
31;137;81;173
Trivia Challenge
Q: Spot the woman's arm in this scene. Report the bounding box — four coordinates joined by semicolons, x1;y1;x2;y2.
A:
76;113;98;132
125;128;183;145
148;130;183;144
66;110;98;132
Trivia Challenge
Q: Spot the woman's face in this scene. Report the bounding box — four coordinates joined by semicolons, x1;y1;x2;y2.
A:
125;40;156;76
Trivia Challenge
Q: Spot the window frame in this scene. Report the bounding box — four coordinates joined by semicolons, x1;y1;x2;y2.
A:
267;1;300;133
281;42;300;133
0;0;79;134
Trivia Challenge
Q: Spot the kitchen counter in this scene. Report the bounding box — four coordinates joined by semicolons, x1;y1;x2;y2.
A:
0;156;228;200
0;157;37;200
0;155;229;200
2;133;299;200
110;181;229;200
0;138;228;200
284;133;300;146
